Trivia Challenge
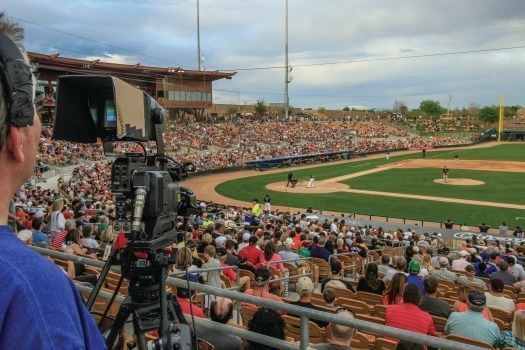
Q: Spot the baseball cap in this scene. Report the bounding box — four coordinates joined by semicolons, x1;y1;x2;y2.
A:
74;211;86;219
296;277;314;297
468;247;477;255
439;257;449;266
459;250;469;257
249;235;258;245
34;210;46;219
215;235;227;245
468;290;486;306
17;229;32;242
63;211;73;219
284;238;294;246
490;279;504;293
366;263;378;276
481;252;490;261
255;267;271;286
409;260;421;273
98;223;109;231
243;231;251;241
216;247;227;258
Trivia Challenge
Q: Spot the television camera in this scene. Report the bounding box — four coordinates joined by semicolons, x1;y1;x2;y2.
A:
53;75;201;350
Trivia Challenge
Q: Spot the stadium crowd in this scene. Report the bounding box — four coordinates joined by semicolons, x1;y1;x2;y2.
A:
35;117;472;172
10;184;525;348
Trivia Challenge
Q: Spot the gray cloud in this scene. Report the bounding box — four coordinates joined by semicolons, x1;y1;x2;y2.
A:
4;0;525;110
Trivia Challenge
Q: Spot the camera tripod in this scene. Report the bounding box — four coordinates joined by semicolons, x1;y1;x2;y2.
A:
86;244;193;350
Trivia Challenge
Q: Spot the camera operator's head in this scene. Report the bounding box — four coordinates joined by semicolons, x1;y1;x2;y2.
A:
0;12;42;201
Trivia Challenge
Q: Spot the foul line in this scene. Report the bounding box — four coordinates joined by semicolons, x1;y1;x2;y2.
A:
338;188;525;210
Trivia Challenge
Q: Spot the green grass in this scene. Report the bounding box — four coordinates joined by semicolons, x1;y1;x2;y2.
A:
430;144;525;162
343;168;525;205
215;143;525;227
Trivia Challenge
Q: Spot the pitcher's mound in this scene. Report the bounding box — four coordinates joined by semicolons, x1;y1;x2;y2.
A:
434;178;485;186
266;181;349;193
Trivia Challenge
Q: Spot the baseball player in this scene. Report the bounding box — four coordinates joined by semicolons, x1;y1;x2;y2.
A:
307;175;315;188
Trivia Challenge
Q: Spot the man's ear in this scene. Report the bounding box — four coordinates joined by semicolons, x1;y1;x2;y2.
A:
5;127;25;163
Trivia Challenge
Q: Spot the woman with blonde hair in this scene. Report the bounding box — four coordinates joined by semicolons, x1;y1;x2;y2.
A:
421;254;435;275
49;198;65;239
452;284;493;321
382;273;408;305
500;309;525;349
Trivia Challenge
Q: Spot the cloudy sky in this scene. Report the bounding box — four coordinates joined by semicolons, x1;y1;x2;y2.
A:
4;0;525;111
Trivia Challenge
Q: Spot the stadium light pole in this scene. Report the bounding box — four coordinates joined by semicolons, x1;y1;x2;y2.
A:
284;0;289;120
197;0;201;71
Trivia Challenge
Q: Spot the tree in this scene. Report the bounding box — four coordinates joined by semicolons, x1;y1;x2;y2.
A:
318;107;326;115
468;102;480;118
478;106;499;122
392;99;406;113
400;105;409;115
253;99;267;116
419;100;444;116
342;106;350;112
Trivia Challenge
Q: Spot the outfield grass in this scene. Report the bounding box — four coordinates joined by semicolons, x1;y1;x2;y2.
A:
215;143;525;227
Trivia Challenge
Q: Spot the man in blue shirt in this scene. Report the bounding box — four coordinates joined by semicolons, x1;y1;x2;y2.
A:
407;260;425;296
0;15;104;349
445;290;500;347
310;235;331;261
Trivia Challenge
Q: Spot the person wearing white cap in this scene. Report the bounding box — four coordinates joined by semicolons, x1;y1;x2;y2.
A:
290;277;328;328
237;231;252;251
452;250;471;272
279;237;310;273
17;229;33;245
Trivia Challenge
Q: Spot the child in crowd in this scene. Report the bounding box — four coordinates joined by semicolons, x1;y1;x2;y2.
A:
323;287;337;309
202;245;226;316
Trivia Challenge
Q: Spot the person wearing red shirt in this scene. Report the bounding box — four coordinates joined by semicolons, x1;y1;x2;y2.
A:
238;236;261;266
385;284;438;348
217;248;250;291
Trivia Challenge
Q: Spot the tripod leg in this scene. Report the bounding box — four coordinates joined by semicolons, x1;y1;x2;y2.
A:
105;296;132;349
86;248;118;310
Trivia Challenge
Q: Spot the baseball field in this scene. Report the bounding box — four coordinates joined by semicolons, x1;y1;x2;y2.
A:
185;143;525;228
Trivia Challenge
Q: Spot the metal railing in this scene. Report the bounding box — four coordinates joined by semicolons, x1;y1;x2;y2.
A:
31;246;485;350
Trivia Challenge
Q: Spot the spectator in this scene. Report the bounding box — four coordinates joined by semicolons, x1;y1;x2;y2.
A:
378;254;394;275
242;308;285;350
17;229;33;245
242;267;284;315
202;245;225;313
384;256;408;283
451;250;470;271
238;235;261;266
383;273;408;306
259;241;287;274
81;224;99;249
419;276;451;319
357;263;386;295
385;284;438;346
322;288;337;309
31;218;49;247
407;260;424;296
290;277;328;328
431;257;458;282
49;198;66;239
216;247;250;291
457;265;487;290
195;297;240;350
310;235;331;261
312;308;356;350
475;262;490;279
0;13;104;348
173;274;204;318
278;237;310;273
445;290;500;347
453;284;493;321
484;279;516;314
508;255;525;281
490;261;517;286
499;309;525;349
321;260;355;293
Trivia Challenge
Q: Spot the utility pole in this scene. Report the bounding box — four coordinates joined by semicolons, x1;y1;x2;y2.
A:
447;92;452;118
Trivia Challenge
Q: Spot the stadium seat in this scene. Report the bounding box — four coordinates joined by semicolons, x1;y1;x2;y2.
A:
445;334;495;349
282;315;326;344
